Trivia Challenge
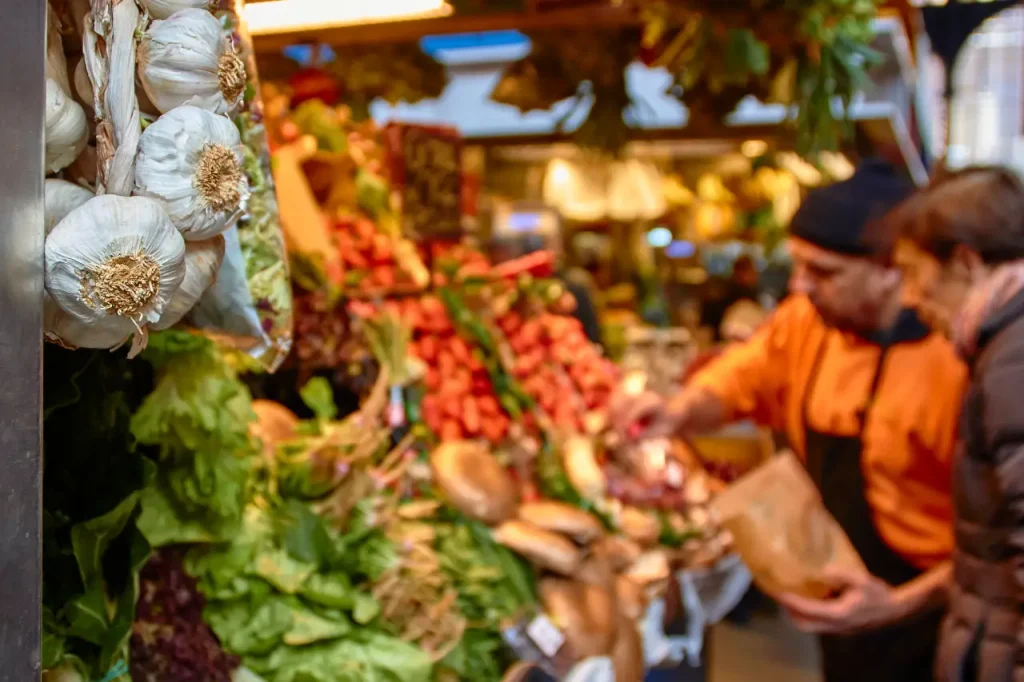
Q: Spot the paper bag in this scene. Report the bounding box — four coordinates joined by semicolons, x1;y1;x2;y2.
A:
710;452;866;599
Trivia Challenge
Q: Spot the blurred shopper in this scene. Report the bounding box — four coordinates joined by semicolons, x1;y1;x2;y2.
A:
613;160;966;682
700;255;760;341
892;167;1024;682
519;233;604;347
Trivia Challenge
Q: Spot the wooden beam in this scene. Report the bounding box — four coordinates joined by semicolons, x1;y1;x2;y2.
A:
251;4;639;52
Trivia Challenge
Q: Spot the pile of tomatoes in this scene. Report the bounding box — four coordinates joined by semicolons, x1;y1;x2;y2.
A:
351;296;514;444
498;311;618;432
331;217;425;292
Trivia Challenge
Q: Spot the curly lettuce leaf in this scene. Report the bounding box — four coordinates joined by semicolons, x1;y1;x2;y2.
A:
132;332;258;545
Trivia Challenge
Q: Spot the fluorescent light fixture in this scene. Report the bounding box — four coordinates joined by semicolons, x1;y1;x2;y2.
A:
244;0;454;36
647;227;673;248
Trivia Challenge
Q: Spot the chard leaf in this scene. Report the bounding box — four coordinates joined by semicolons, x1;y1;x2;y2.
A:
299;378;337;422
254;548;317;594
70;492;141;587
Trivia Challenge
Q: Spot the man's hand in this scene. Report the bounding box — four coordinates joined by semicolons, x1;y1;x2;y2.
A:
777;568;910;635
609;384;727;442
609;390;687;440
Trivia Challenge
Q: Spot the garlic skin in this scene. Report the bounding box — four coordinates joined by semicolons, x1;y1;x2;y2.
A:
45;179;94;236
45;195;186;334
153;234;225;330
139;0;213;20
45;79;89;173
45;292;134;350
73;60;94;113
135;105;249;240
138;9;247;115
46;3;71;96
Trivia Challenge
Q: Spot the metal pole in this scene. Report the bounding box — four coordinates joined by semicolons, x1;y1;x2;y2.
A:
0;0;46;679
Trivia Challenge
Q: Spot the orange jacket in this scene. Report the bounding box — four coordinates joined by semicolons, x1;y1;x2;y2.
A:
691;295;967;570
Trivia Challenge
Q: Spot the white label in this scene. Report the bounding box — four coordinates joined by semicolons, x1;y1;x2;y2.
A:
527;614;565;658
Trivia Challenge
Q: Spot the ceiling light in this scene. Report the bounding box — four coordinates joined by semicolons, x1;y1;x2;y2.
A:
647;227;673;248
244;0;454;36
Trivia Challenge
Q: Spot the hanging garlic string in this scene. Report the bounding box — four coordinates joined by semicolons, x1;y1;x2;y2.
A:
87;0;144;196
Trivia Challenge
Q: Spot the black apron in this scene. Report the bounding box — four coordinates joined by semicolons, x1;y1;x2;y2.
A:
803;333;943;682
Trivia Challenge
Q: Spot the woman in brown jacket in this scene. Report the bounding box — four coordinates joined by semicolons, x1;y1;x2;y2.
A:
892;166;1024;682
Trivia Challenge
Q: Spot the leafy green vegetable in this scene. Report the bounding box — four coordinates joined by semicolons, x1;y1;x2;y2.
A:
299;378;337;422
438;629;506;682
300;573;358;609
291;100;349;153
277;500;335;565
132;331;259;545
188;489;411;682
255;548;318;594
42;346;155;678
228;598;293;655
282;603;351;646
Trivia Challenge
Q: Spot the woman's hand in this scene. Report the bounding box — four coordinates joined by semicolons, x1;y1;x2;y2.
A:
776;568;910;635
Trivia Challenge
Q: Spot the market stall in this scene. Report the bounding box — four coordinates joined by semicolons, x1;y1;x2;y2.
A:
13;1;938;682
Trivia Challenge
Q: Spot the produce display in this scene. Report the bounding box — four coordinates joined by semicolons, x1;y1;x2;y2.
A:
33;13;789;682
43;0;292;368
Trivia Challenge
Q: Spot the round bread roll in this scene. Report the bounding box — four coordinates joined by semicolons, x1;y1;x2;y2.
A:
430;441;519;524
619;506;660;546
592;535;643;572
540;578;617;660
493;520;581;576
517;501;604;544
611;615;644;682
251;400;299;447
624;549;671;586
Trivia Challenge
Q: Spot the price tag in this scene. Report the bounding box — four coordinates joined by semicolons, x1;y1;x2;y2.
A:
527;614;565;658
387;385;406;428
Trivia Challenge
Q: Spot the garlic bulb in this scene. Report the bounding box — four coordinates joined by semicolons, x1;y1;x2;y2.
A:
139;0;213;20
45;79;88;173
45;179;94;235
73;60;93;113
45;292;134;350
153;234;225;330
138;9;247;115
45;195;186;341
135;105;249;240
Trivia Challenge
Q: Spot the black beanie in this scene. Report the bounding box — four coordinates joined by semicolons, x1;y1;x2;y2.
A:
789;159;915;256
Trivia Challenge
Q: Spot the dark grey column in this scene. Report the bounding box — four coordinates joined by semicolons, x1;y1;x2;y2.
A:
0;0;46;680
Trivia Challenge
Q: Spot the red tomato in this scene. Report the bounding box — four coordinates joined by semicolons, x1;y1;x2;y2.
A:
440;420;462;442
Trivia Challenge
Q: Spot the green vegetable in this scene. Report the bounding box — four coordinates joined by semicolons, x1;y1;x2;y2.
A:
299;377;337;422
431;517;535;681
132;331;259;545
291;100;349;153
283;604;351;646
42;347;154;678
189;486;410;682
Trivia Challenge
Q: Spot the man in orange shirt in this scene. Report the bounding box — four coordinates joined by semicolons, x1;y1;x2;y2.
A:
619;161;965;682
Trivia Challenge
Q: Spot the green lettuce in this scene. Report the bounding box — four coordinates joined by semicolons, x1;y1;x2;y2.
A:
132;332;259;546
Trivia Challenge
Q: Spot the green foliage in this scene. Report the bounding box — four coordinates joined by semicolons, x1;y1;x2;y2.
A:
42;347;154;678
132;331;259;546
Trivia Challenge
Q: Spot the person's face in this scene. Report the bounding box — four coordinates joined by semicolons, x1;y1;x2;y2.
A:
788;238;899;332
895;240;977;337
